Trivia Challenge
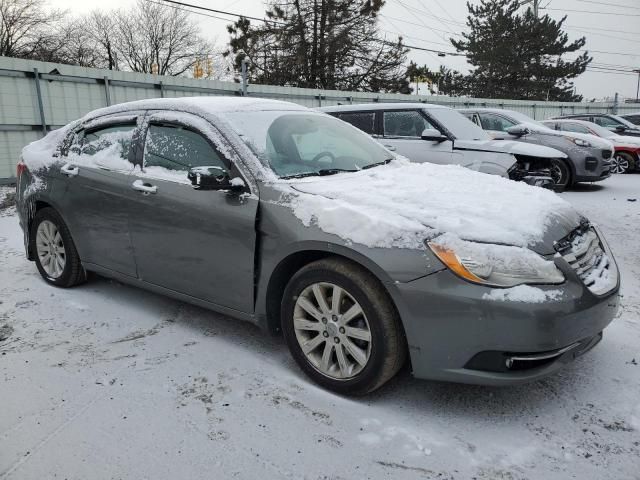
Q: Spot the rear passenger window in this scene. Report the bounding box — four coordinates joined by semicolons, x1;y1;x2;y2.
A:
383;110;432;137
337;112;376;135
69;124;137;170
560;123;591;134
143;124;226;180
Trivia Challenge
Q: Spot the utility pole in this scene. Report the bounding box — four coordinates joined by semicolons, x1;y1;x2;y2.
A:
634;69;640;102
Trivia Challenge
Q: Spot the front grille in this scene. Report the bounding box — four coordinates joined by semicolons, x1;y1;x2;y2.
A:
602;149;612;159
555;225;617;295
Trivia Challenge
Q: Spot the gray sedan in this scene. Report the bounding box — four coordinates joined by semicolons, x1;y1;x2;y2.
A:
16;98;620;394
460;108;614;191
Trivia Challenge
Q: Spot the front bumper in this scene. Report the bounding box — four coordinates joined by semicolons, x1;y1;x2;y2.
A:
394;235;620;385
573;148;612;182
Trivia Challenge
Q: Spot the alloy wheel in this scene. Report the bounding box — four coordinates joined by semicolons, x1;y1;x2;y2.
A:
611;154;629;174
293;282;372;380
36;220;66;278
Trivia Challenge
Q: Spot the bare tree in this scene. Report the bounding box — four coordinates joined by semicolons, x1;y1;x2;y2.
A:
87;11;120;70
0;0;64;58
111;0;213;76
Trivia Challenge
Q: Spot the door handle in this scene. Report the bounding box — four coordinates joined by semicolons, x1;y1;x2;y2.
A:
383;145;397;151
132;179;158;194
61;163;79;177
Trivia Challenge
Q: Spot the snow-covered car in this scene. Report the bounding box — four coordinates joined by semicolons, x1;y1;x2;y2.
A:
620;112;640;126
542;119;640;174
460;108;614;191
15;97;620;394
552;113;640;138
319;103;563;189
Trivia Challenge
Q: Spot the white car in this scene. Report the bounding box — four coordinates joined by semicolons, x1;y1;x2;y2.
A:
320;103;566;189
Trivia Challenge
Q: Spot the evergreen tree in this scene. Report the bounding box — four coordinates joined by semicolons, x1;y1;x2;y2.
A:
451;0;590;101
404;62;468;96
225;0;409;92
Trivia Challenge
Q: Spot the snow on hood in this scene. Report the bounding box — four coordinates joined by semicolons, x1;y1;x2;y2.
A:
454;138;566;158
517;122;614;150
609;134;640;148
283;158;580;250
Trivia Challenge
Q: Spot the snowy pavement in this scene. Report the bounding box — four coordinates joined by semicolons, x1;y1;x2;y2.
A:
1;176;639;480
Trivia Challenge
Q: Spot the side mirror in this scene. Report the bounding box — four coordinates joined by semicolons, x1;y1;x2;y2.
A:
614;125;626;132
506;125;530;137
188;166;235;191
421;128;448;142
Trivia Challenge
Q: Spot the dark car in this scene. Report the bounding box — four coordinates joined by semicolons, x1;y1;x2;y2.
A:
553;113;640;138
620;112;640;127
15;97;620;394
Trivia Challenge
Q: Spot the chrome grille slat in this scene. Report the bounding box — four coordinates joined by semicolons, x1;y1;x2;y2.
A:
558;226;616;295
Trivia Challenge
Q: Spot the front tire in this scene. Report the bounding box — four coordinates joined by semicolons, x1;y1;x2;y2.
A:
30;208;85;287
611;152;634;174
282;258;406;395
550;158;571;192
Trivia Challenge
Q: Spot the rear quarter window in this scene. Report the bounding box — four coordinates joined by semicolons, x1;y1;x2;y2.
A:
336;112;376;135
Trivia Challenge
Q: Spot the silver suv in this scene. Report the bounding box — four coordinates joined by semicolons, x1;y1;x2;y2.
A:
460;108;614;191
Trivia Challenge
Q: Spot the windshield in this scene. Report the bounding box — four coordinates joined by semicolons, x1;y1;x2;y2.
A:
500;110;552;131
425;108;489;140
610;114;637;129
224;111;393;178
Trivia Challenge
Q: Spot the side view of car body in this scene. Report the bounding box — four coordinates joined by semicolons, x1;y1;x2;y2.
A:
460;108;613;191
542;118;640;174
553;113;640;138
319;103;564;189
16;97;620;395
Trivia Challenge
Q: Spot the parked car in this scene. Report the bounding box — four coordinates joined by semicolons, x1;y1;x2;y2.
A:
16;97;620;394
552;113;640;138
460;108;614;190
620;112;640;126
542;118;640;174
319;103;563;189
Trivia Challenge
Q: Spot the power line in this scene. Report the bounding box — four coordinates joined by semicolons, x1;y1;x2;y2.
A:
546;7;640;16
158;0;286;24
573;0;639;10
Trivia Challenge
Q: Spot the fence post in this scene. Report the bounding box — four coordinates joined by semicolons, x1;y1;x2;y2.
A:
241;59;248;96
159;81;165;98
532;103;536;120
103;76;111;106
33;68;47;136
612;93;619;114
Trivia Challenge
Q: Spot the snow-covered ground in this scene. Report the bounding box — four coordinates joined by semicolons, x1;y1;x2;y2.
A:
1;175;638;479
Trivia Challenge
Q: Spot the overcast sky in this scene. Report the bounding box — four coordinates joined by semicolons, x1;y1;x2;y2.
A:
48;0;640;100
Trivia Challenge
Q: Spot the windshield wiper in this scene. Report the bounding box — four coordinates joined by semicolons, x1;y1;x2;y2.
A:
317;168;358;175
280;172;321;179
361;158;393;170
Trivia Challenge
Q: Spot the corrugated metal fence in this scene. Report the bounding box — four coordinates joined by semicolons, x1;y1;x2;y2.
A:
2;55;639;182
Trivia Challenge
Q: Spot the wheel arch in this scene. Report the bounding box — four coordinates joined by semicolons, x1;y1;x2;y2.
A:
260;246;407;339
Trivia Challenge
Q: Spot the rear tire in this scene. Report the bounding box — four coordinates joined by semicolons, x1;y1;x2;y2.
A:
550;159;571;192
30;208;85;287
281;258;407;395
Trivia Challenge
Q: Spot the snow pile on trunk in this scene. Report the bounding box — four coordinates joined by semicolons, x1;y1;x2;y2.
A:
482;285;563;303
21;125;75;171
285;159;579;249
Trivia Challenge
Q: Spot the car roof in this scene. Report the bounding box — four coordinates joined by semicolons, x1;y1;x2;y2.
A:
82;96;308;123
319;102;449;112
543;119;596;126
456;107;518;115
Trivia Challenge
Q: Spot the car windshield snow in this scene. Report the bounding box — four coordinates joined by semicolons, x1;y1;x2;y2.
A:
224;111;393;178
425;108;490;140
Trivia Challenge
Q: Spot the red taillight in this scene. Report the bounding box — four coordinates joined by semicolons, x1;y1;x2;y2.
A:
17;161;27;178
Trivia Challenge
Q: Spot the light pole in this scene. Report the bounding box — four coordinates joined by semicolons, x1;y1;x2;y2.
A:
634;69;640;102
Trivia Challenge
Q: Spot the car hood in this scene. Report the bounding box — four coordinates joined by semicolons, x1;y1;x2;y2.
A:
454;138;567;158
281;159;580;255
609;134;640;148
517;124;615;150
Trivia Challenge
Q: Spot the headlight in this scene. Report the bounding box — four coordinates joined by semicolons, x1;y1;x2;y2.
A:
427;234;565;287
565;136;592;148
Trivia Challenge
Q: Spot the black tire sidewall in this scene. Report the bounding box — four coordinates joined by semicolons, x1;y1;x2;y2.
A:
551;159;571;192
282;265;393;395
30;209;80;287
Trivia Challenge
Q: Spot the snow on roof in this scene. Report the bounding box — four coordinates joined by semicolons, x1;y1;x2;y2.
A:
86;96;307;121
319;102;448;112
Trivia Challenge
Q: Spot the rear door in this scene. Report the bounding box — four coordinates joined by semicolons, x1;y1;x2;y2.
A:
127;111;258;313
56;114;141;277
380;109;454;164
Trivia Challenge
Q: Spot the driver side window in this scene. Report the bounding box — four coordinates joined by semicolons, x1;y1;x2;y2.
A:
593;116;621;128
142;124;227;182
383;110;433;138
479;113;516;132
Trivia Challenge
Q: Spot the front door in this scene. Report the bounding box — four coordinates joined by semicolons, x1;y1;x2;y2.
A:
56;117;140;277
127;111;258;313
379;109;454;165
